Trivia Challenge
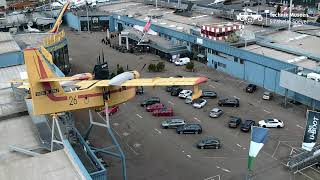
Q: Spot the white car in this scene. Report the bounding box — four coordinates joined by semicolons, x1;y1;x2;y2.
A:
175;57;190;66
192;99;207;108
258;119;284;128
178;90;192;99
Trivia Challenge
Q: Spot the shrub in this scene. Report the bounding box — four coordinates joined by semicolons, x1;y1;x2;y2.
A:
148;64;156;72
117;66;124;74
109;72;116;78
156;62;165;72
186;61;194;71
316;16;320;23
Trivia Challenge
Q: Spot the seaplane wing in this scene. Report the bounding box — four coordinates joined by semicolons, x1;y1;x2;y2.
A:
133;25;144;32
119;77;207;86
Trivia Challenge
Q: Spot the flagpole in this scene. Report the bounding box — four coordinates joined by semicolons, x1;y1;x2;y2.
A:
246;125;254;180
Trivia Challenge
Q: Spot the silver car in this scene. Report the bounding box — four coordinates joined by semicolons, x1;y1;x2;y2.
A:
161;118;186;129
209;108;223;118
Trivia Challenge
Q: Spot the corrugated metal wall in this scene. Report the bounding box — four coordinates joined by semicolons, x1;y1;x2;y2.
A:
64;12;81;31
0;51;24;68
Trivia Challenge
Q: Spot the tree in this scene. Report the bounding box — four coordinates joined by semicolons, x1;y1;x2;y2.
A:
225;32;240;43
276;5;281;14
116;65;124;74
156;62;165;72
148;64;156;72
317;16;320;23
109;72;116;78
186;62;194;72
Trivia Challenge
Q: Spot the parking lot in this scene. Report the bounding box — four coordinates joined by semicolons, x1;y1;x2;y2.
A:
66;30;319;180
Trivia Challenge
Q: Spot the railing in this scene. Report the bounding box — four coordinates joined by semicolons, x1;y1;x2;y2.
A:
287;145;320;172
43;30;66;47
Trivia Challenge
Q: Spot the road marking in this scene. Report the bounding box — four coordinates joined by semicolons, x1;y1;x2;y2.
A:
122;132;129;136
233;96;240;99
186;154;191;158
236;143;246;150
296;124;303;129
168;100;174;105
194;117;201;122
133;143;141;148
113;122;119;126
136;114;143;118
209;84;216;88
263;109;271;113
272;141;281;158
126;143;139;155
221;168;231;173
204;175;221;180
154;128;162;134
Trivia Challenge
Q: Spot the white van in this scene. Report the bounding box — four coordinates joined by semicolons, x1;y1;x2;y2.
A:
175;57;190;66
307;73;320;82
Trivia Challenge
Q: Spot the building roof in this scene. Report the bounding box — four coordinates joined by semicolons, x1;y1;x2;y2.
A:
13;33;49;49
0;32;21;54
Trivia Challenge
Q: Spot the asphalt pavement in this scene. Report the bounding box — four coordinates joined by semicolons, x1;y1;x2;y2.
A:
65;29;318;180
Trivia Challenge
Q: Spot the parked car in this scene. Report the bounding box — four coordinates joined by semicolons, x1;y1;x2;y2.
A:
146;103;165;112
209;108;224;118
174;57;190;66
185;96;194;104
197;137;221;149
258;118;284;128
178;90;192;98
101;106;119;116
140;97;160;107
240;120;256;132
218;98;239;107
153;107;174;116
171;87;184;96
246;84;257;93
200;90;217;99
166;85;179;92
136;86;144;95
161;118;186;129
193;99;207;108
228;116;242;128
176;124;202;134
262;91;272;100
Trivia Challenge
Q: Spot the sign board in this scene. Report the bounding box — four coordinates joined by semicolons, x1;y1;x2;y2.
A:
196;38;203;45
302;110;320;151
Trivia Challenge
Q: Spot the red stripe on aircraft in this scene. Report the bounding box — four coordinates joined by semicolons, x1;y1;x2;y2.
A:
195;77;208;84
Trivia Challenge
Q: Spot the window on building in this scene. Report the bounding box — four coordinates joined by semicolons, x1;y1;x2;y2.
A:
217;52;234;61
234;58;239;63
218;62;226;68
240;59;244;64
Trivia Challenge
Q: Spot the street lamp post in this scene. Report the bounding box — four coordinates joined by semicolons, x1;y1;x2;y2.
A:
86;4;90;32
288;0;293;31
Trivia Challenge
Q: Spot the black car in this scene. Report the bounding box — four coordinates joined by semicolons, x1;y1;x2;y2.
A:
176;124;202;134
218;98;239;107
197;137;221;149
140;97;160;107
200;90;217;99
228;116;242;128
136;86;144;95
166;85;179;92
171;87;183;96
246;84;257;93
240;120;256;132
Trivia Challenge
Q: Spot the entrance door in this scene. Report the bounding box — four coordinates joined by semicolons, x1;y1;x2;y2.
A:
214;62;217;69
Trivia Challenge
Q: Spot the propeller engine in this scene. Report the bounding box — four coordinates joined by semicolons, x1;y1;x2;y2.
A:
109;71;140;86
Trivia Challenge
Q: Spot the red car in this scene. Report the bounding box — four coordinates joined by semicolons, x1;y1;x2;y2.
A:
146;103;165;112
152;107;174;116
101;106;119;116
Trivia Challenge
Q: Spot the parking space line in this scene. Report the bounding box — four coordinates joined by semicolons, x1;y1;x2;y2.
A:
194;117;201;122
236;143;246;150
204;175;220;180
136;114;143;118
221;168;231;173
272;141;281;158
154;128;162;134
263;109;271;114
298;171;314;180
233;96;240;99
126;142;139;155
186;154;191;158
209;84;215;88
296;124;303;129
168;100;174;105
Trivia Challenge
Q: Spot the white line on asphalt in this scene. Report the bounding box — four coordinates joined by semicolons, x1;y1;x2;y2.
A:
126;143;139;155
298;171;314;180
221;168;231;173
272;141;281;158
194;117;201;122
168;100;174;105
263;109;271;113
154;128;162;134
236;144;242;148
186;154;191;158
204;175;221;180
296;124;303;129
209;84;216;88
233;96;240;99
136;114;143;118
